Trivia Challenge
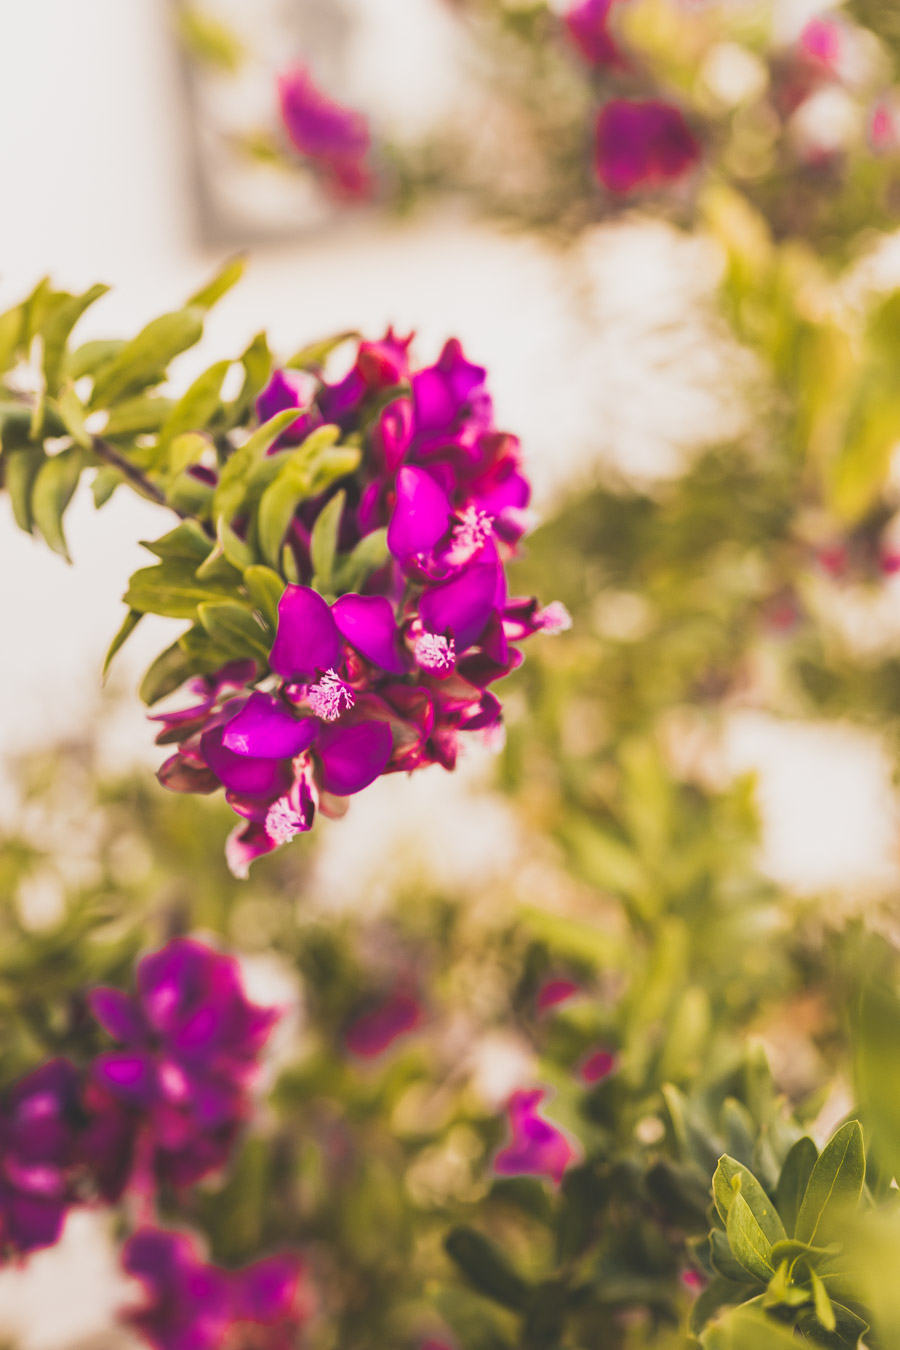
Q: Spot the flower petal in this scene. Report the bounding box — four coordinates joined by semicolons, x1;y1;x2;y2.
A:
89;989;145;1045
222;693;317;759
93;1052;158;1107
315;720;394;795
269;585;342;681
387;466;453;560
332;593;408;674
419;562;499;652
201;726;294;798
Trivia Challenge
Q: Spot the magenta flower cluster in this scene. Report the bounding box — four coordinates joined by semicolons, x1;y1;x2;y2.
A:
156;332;569;876
0;939;302;1349
278;66;373;200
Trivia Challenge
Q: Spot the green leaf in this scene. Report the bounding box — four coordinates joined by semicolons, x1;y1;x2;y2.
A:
810;1268;836;1332
309;490;345;593
102;609;143;680
69;338;125;380
334;527;389;593
217;519;255;572
198;601;269;661
444;1227;531;1311
185;256;245;312
3;448;45;533
139;639;194;706
177;6;245;73
700;1303;804;1348
212;409;300;524
725;1185;775;1282
714;1157;786;1247
776;1137;818;1238
0;303;24;373
244;565;285;630
91;467;121;508
157;359;230;452
163;432;209;483
55;386;91;449
306;444;361;496
100;394;174;437
91;307;204;408
41;283;109;395
226;331;272;426
124;558;234;619
31;448;84;560
140;520;213;563
285;330;358;371
794;1122;864;1248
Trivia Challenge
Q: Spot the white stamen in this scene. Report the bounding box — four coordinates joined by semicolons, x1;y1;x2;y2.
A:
265;797;306;846
414;633;456;674
308;669;355;722
538;602;572;635
446;505;493;564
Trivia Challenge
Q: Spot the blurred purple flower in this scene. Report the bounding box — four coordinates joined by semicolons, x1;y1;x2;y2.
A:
564;0;626;69
123;1227;307;1350
345;991;423;1058
278;66;373;200
579;1047;617;1085
594;99;701;194
86;939;278;1192
0;1060;81;1257
536;978;580;1013
493;1089;575;1185
800;16;842;72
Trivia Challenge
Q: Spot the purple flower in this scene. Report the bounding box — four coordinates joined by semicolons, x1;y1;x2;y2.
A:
87;940;278;1192
123;1227;307;1350
278;66;373;200
536;978;580;1014
579;1047;617;1085
493;1089;575;1185
344;991;423;1059
0;1060;81;1257
564;0;626;68
594;100;701;194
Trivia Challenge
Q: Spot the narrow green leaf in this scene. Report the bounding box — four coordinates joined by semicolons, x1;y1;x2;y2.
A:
91;307;204;408
177;6;245;73
140;520;213;563
139;640;194;706
164;432;208;482
124;558;234;619
158;359;230;451
197;601;269;660
102;609;143;680
3;448;45;533
227;331;272;425
92;467;121;509
55;385;91;449
714;1158;785;1246
309;489;345;592
810;1268;836;1332
42;283;109;395
186;257;245;312
0;303;25;373
104;397;176;438
212;409;300;524
306;445;361;495
334;527;389;594
217;519;255;573
794;1122;864;1247
776;1137;818;1238
69;338;125;380
725;1186;774;1283
285;330;358;371
444;1227;531;1312
244;565;285;630
31;447;84;560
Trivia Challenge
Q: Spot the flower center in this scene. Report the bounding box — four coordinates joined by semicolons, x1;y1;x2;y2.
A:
414;633;456;674
308;670;355;723
446;505;493;564
265;797;307;846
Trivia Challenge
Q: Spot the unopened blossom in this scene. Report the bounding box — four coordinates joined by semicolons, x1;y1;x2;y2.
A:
157;333;567;872
0;1060;81;1257
345;991;423;1058
278;66;373;199
123;1227;307;1350
86;939;279;1192
580;1046;617;1085
594;99;701;194
493;1088;576;1185
564;0;626;69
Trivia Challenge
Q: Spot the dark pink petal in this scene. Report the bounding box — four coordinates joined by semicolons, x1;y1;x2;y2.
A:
269;585;342;681
412;340;490;435
93;1052;157;1107
7;1060;81;1164
332;593;408;674
387;466;453;560
255;369;320;448
123;1228;232;1350
580;1047;617;1085
345;993;423;1058
419;563;499;651
564;0;625;68
157;753;222;796
594;99;700;194
7;1194;67;1254
233;1255;303;1323
225;820;279;879
315;720;394;795
536;979;579;1013
89;988;145;1045
493;1088;575;1185
201;725;294;798
222;693;317;759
